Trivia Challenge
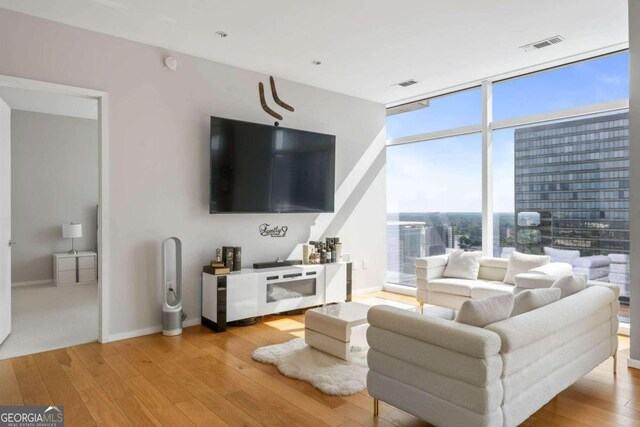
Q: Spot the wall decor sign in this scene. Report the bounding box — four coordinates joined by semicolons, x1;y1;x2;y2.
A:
259;223;288;238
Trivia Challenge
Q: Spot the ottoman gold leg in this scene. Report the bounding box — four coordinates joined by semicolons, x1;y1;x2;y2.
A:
373;398;379;416
419;301;424;313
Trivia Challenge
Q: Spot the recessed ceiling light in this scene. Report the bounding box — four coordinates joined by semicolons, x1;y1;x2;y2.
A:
311;60;322;66
215;31;228;38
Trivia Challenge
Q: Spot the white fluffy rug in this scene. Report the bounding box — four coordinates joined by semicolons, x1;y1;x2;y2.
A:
252;338;368;396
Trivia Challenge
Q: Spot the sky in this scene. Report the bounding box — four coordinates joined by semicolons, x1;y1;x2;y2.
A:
386;51;630;213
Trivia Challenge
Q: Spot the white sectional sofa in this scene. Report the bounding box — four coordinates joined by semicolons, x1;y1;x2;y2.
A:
416;253;573;310
367;283;619;427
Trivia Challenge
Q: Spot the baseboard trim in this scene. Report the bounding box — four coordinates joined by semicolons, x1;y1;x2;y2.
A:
383;283;417;296
353;285;384;295
107;316;202;342
628;357;640;370
12;279;53;288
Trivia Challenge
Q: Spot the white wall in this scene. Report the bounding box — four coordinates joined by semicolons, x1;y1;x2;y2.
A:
629;0;640;364
0;9;386;338
11;110;98;284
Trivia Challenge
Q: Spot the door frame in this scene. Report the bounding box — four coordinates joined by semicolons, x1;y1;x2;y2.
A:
0;74;110;342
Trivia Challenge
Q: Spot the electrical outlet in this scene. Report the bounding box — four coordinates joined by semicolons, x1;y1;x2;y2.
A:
352;260;358;270
362;259;368;270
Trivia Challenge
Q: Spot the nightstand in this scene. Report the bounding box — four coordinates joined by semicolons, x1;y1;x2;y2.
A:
53;251;97;286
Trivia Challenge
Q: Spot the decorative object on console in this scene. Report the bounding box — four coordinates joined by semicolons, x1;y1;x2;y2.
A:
62;222;82;255
210;248;224;267
303;244;315;264
222;246;235;269
203;265;230;275
233;247;242;271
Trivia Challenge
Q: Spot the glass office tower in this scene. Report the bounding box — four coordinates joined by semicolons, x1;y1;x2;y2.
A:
513;112;630;306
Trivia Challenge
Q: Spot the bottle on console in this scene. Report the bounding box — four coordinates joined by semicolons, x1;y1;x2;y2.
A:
320;243;327;264
326;242;332;263
331;241;337;263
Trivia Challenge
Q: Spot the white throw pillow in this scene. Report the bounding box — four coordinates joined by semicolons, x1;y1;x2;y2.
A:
455;294;514;328
443;250;483;280
551;274;587;298
503;251;550;285
511;288;561;317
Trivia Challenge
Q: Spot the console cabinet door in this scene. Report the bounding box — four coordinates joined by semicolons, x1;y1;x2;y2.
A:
325;263;347;303
226;274;259;322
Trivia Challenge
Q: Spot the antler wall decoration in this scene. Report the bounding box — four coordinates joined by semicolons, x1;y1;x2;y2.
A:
258;76;295;121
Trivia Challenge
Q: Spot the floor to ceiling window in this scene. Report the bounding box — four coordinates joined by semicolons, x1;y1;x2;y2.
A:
386;51;630;324
386;88;481;287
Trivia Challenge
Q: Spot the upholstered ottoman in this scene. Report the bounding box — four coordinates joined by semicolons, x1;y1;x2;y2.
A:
304;302;370;361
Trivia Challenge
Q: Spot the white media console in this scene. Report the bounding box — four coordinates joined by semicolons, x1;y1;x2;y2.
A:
202;262;352;332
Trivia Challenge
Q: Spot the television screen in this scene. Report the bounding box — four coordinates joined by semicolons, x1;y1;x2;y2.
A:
210;117;336;213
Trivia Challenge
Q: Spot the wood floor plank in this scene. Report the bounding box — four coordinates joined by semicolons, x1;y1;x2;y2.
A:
113;395;163;427
175;398;228;426
69;345;132;401
54;348;100;392
125;375;197;427
12;355;53;405
79;387;130;427
103;353;140;380
0;359;24;405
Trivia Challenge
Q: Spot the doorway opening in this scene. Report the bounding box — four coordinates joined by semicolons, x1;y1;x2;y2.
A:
0;76;108;359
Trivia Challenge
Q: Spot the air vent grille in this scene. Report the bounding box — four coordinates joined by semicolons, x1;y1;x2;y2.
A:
521;36;564;52
394;79;419;88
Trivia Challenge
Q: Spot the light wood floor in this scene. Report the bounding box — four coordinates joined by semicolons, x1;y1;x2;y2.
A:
0;291;634;427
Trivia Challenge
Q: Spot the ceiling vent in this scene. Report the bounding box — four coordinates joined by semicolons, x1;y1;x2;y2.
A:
520;36;564;52
393;79;419;88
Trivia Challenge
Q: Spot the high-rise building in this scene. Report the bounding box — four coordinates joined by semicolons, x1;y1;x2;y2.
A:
425;225;455;256
387;221;426;286
513;112;629;257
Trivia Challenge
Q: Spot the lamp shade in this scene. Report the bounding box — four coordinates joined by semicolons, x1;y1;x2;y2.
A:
62;223;82;239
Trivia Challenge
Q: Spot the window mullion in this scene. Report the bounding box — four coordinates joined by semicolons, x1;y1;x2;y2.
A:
482;81;493;257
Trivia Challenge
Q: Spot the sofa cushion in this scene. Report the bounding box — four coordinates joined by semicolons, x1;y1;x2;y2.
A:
443;250;483;280
551;274;587;298
470;282;515;299
428;278;482;297
511;288;561;317
503;252;550;285
455;294;515;328
513;273;556;289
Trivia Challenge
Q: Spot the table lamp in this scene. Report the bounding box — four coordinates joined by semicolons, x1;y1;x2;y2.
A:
62;222;82;255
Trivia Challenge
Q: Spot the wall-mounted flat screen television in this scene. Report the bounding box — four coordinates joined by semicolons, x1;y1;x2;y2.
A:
210;117;336;213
